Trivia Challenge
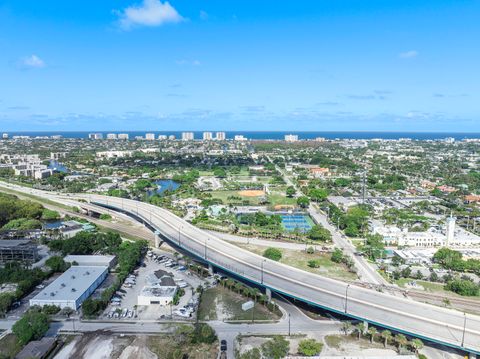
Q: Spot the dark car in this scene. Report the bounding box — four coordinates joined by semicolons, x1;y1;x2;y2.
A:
220;340;227;352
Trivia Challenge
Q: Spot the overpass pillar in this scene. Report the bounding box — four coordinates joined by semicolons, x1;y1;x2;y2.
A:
266;288;272;301
469;353;477;359
208;264;214;274
363;321;368;331
154;234;161;248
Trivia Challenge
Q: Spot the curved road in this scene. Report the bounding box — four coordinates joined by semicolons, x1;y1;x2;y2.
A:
1;182;480;355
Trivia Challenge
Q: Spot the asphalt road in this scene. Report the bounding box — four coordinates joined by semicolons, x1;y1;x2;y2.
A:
1;182;480;354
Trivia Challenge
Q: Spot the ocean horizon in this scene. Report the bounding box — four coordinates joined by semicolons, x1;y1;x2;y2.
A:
2;131;480;141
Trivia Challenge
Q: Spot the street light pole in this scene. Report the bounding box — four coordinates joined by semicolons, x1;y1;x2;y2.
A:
204;238;208;259
461;312;467;347
261;259;266;284
344;284;351;314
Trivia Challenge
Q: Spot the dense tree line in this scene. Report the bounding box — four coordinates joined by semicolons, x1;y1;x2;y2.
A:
433;247;480;275
0;193;44;228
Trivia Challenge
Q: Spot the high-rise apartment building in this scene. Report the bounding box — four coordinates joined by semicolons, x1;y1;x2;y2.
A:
203;132;213;140
284;134;299;142
182;132;194;141
215;132;226;140
88;133;103;140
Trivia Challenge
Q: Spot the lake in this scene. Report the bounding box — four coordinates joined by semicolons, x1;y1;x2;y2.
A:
147;179;180;196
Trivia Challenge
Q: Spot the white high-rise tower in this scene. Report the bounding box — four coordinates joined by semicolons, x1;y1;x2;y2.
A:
446;216;456;247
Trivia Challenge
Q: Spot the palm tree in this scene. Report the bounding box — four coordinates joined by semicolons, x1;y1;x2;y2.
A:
380;330;392;348
226;279;235;290
355;323;366;340
395;334;408;352
410;338;424;354
234;282;243;294
341;321;352;336
252;288;260;303
368;327;378;343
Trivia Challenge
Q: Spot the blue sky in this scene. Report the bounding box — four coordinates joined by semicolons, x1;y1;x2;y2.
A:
0;0;479;131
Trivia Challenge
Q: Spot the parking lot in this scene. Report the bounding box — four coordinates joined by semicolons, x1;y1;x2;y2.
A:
102;248;208;321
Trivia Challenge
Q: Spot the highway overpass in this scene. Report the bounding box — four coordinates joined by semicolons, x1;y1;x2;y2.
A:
0;182;479;356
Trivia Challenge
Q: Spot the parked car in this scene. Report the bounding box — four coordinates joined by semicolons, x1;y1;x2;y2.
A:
220;340;227;352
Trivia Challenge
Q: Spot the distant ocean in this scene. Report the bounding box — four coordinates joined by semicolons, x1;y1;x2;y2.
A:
3;131;480;141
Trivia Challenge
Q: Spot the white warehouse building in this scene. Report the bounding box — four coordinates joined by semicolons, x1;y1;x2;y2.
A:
30;266;108;309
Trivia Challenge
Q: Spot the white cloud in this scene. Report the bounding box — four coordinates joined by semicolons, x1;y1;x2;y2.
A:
118;0;184;30
21;55;45;69
399;50;418;59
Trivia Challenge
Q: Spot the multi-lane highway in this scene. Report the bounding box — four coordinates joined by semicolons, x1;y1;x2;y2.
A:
1;182;480;355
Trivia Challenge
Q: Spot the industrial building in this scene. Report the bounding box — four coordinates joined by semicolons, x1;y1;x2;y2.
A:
0;239;39;263
137;269;177;306
64;254;116;268
30;266;108;309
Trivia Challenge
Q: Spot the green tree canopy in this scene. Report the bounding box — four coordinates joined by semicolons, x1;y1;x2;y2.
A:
263;247;282;261
298;339;323;356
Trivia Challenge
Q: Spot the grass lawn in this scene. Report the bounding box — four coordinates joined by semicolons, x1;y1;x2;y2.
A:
237;244;357;281
208;190;263;205
393;277;470;298
267;192;297;207
0;334;23;358
198;286;281;321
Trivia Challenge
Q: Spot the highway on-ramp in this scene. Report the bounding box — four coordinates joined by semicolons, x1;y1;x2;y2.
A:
1;182;480;355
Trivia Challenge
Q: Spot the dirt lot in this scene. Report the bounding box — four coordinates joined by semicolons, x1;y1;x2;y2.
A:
54;334;157;359
53;332;218;359
238;190;265;197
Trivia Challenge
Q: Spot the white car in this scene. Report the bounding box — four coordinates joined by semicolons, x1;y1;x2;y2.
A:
174;308;191;317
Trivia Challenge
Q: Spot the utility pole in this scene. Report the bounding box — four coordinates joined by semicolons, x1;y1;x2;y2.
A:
462;312;467;347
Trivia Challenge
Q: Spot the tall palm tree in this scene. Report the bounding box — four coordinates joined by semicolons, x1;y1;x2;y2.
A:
234;282;243;294
410;338;424;354
368;327;378;343
252;288;260;303
395;334;408;352
341;322;352;336
380;330;392;348
355;323;366;340
226;279;235;290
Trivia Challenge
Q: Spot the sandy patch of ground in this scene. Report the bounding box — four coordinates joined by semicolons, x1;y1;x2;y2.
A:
119;337;158;359
238;190;265;197
53;333;135;359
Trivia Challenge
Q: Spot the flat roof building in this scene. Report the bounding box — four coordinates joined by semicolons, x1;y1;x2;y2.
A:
64;255;116;268
138;269;177;306
30;266;108;309
0;239;38;264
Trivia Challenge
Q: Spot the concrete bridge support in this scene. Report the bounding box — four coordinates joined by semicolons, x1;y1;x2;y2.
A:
266;288;272;302
363;321;368;332
208;263;214;274
154;234;161;248
469;353;477;359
